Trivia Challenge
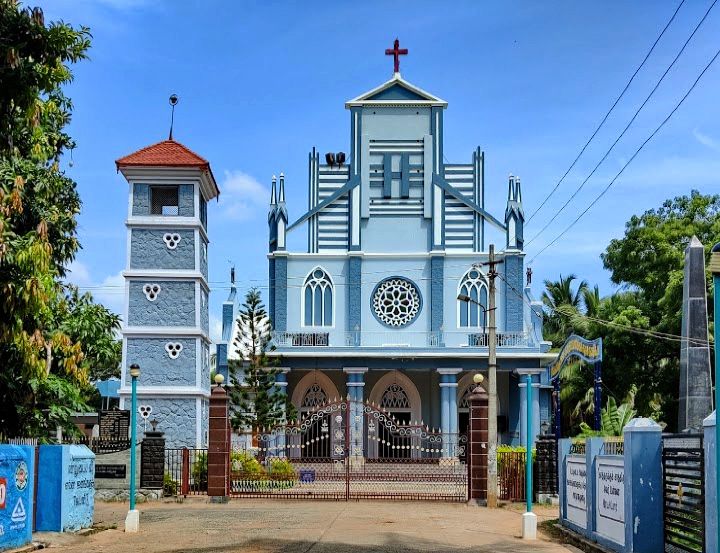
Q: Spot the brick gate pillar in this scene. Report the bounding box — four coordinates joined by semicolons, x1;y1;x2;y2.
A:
467;385;489;504
208;376;230;500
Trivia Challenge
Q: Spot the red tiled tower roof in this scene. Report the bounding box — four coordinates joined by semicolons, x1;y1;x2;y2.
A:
115;139;219;198
115;139;210;170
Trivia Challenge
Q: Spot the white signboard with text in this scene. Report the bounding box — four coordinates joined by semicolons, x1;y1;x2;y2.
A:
565;455;587;528
595;456;625;545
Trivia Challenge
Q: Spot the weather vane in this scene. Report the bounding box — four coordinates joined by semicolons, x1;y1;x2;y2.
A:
168;94;179;140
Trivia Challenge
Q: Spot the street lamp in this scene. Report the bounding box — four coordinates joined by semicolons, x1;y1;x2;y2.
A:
125;363;140;533
457;294;492;333
710;242;720;550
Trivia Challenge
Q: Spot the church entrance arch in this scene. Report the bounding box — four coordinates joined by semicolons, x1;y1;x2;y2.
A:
290;371;342;460
368;371;422;459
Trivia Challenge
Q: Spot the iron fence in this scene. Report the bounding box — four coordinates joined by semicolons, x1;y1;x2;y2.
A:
662;434;704;553
164;448;209;496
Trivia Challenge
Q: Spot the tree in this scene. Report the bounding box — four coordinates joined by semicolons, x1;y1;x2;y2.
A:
0;4;119;437
541;274;588;347
228;289;296;436
57;287;122;381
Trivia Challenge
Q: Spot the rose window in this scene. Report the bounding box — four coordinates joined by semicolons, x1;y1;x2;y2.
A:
372;277;421;327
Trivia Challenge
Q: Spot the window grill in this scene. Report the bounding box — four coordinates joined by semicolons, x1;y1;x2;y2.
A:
151;186;179;215
380;383;410;409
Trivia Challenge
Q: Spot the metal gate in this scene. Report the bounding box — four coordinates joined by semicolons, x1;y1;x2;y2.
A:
229;398;467;501
662;433;705;553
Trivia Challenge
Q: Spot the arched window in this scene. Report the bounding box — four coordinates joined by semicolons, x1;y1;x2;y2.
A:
301;383;328;409
381;383;411;410
458;268;488;327
303;268;333;326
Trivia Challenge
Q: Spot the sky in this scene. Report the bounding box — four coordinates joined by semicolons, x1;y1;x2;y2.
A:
34;0;720;343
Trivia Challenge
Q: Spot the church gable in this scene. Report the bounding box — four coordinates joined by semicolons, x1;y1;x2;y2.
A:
346;74;447;107
364;83;430;102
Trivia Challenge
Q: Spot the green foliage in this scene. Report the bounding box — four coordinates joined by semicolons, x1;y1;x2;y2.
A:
228;288;297;434
543;190;719;434
191;452;208;490
0;4;116;438
267;457;296;480
230;450;265;479
163;473;178;496
577;387;637;438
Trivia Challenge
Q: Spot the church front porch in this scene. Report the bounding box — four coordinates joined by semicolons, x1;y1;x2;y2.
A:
275;364;552;460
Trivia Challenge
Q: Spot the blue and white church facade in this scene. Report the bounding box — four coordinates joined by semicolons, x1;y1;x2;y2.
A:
265;67;555;450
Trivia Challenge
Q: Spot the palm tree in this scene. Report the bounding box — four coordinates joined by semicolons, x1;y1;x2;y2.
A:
542;274;588;346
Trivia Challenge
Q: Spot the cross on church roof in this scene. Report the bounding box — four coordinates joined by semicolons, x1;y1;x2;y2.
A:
385;38;408;74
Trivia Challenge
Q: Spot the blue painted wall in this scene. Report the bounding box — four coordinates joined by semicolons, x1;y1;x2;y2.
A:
503;254;524;331
127;281;196;327
361;217;430;253
0;445;33;551
130;229;195;270
36;445;94;532
360;106;431;140
430;256;444;332
134;397;197;447
132;183;150;216
348;256;362;333
126;338;197;385
200;237;208;280
178;184;194;217
274;256;288;332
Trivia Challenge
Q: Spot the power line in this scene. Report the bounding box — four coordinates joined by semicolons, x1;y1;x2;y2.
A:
529;44;720;264
527;0;687;223
526;0;717;246
497;271;714;348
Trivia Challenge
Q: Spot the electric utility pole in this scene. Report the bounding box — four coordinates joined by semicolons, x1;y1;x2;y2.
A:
486;244;501;508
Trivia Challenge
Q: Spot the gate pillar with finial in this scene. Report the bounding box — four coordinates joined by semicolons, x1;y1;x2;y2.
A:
467;375;489;504
208;374;230;501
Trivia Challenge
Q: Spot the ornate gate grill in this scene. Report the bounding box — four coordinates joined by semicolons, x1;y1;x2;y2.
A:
229;398;467;501
662;434;705;553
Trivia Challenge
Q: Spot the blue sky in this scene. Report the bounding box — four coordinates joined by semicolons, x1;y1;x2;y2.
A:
36;0;720;341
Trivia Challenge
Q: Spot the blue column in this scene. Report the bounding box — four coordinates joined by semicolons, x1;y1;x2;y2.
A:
705;411;717;553
585;437;603;541
623;418;663;553
438;369;460;457
344;368;367;460
517;369;543;447
275;368;290;457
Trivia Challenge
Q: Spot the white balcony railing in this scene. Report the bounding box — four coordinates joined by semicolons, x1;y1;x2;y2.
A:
271;330;534;349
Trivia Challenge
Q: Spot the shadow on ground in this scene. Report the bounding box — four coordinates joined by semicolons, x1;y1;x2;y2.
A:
171;533;541;553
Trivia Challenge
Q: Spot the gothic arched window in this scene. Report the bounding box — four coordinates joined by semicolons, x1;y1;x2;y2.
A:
380;383;411;410
458;268;488;327
303;268;333;326
301;383;328;408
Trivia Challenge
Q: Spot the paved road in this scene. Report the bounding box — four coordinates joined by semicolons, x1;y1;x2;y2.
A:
38;499;572;553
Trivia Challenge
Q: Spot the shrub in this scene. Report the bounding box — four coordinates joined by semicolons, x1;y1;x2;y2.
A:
163;473;178;496
192;452;208;490
231;450;265;480
267;457;296;480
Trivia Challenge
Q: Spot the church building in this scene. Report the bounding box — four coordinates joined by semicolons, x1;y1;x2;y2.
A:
258;44;555;452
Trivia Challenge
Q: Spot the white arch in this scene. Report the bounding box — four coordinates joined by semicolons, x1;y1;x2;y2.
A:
368;371;422;424
291;370;341;410
301;266;335;328
457;266;489;328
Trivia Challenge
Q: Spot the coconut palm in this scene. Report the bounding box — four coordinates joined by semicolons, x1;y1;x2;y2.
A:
541;274;588;347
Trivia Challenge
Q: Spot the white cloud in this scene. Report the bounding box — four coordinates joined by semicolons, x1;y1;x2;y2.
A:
693;128;720;153
220;170;268;220
66;260;125;322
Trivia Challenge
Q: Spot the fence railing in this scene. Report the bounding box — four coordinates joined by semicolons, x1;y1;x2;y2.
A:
272;330;535;349
164;448;209;496
498;450;527;501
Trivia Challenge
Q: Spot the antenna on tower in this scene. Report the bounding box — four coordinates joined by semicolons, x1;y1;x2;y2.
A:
168;94;179;140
